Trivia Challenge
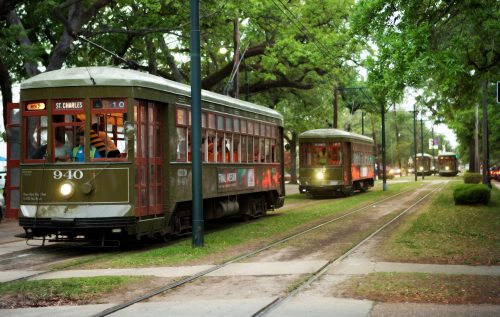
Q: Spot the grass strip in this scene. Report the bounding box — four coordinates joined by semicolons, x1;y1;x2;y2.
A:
0;276;145;308
379;183;500;265
335;272;500;304
68;181;424;269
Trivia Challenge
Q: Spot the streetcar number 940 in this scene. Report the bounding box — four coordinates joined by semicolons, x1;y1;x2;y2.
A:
53;170;83;180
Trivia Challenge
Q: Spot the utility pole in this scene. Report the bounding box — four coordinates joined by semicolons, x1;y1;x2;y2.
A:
381;101;387;191
413;105;417;182
431;126;435;175
361;112;365;135
481;79;491;188
333;87;339;129
420;117;424;181
475;104;480;172
190;0;204;247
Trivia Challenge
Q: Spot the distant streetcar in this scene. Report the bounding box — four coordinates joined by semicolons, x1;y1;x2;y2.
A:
17;67;285;244
414;153;433;176
298;129;375;197
437;152;459;176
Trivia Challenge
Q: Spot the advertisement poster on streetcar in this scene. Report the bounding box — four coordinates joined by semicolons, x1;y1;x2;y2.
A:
217;168;255;192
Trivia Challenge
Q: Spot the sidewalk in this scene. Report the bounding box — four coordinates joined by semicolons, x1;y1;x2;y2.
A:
0;219;24;244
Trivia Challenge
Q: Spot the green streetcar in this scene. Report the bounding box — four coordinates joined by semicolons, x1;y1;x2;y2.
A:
437;152;459;176
18;67;285;244
298;129;375;197
414;153;434;176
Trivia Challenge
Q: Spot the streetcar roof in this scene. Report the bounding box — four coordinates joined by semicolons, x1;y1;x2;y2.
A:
298;128;373;144
415;153;433;158
21;67;283;123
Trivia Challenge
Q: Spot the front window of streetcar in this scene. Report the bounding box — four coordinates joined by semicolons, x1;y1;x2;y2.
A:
301;143;342;167
23;99;128;163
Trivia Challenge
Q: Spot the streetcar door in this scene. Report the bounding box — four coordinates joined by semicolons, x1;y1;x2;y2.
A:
134;101;163;217
5;103;20;219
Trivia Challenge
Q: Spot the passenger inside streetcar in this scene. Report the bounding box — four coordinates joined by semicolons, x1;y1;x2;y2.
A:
72;134;101;162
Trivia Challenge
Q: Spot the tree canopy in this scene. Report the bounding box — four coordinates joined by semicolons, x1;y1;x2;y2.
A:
350;0;499;167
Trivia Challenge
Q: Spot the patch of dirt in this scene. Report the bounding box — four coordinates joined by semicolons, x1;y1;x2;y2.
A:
332;273;500;305
248;185;431;263
153;275;302;301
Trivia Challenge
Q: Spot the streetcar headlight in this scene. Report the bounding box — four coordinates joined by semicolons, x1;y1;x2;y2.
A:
419;166;424;171
59;182;75;198
445;166;450;171
315;167;326;180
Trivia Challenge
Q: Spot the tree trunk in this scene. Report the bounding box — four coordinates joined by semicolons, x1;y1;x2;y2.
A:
370;115;379;179
468;137;477;172
289;131;298;184
0;60;13;126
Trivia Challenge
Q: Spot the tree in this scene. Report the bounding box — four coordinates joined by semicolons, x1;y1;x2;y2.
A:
350;0;500;169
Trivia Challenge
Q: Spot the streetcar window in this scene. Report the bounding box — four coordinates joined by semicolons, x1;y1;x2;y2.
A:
247;121;253;135
187;128;192;162
265;138;271;163
25;116;48;160
225;117;232;132
52;102;85;163
254;137;260;163
233;134;240;163
91;99;128;160
247;136;253;163
224;133;232;162
241;119;247;134
208;113;216;129
176;127;187;161
201;113;206;128
241;136;247;163
176;108;187;125
216;131;224;162
233;118;240;133
271;139;276;163
259;138;265;162
217;115;224;130
207;130;215;162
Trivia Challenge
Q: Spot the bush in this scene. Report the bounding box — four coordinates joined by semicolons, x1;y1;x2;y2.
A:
464;172;482;184
453;184;490;205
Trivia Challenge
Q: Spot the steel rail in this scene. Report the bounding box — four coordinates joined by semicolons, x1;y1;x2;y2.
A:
251;183;445;317
90;186;418;317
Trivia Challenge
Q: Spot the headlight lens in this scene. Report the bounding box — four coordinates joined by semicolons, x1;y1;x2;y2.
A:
419;166;424;171
445;166;450;171
60;182;75;198
315;167;326;180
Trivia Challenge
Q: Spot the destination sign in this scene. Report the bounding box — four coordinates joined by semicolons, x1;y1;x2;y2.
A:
92;99;126;109
26;102;46;111
55;101;84;110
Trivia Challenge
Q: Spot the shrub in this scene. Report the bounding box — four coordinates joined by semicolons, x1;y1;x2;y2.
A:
453;184;490;205
463;172;482;184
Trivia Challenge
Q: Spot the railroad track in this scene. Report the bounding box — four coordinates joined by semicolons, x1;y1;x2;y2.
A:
89;184;433;317
251;182;445;317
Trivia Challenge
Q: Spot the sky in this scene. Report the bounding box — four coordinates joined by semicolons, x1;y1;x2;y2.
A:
399;89;458;150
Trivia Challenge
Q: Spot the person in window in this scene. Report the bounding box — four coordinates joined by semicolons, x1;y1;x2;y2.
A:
89;126;106;157
72;135;101;162
92;123;120;157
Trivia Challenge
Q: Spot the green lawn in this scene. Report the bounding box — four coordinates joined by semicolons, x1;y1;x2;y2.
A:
57;181;423;269
336;272;500;304
0;276;145;308
378;182;500;265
